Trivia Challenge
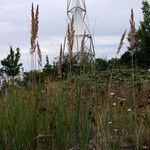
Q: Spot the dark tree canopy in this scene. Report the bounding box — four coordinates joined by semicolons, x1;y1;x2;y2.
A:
136;0;150;69
95;58;108;71
43;55;52;74
120;0;150;69
1;47;22;78
43;55;57;79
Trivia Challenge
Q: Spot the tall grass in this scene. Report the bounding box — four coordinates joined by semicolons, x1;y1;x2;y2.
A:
0;3;150;150
0;70;150;149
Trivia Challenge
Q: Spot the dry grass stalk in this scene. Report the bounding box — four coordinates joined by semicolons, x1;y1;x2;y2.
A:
37;41;42;66
80;32;86;64
30;3;39;54
109;30;127;95
67;16;75;64
116;30;127;55
129;9;136;49
58;44;63;79
30;3;39;71
129;9;139;149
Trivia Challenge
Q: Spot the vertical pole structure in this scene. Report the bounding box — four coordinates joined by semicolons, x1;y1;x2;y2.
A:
64;0;95;62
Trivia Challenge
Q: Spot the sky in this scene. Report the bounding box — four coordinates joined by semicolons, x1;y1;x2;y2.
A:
0;0;144;70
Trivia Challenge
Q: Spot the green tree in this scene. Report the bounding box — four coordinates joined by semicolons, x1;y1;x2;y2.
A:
136;0;150;69
61;54;80;78
43;55;53;78
1;47;22;78
95;58;108;71
120;0;150;69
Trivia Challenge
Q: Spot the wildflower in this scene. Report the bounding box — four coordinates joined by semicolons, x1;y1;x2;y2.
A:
118;97;126;101
110;92;115;96
143;145;148;149
127;108;132;112
108;122;112;125
118;97;127;106
113;103;117;106
114;129;118;132
41;90;44;93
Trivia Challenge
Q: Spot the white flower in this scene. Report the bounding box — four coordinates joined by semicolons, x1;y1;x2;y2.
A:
110;92;115;96
127;108;132;112
108;121;112;125
115;129;118;132
118;97;126;101
113;103;117;106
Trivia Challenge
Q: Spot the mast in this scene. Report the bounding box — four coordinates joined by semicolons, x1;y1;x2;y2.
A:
64;0;95;62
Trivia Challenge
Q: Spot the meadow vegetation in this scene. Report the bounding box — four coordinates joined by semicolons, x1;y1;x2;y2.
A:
0;1;150;150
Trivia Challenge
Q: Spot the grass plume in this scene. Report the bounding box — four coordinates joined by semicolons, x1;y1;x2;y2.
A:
30;3;39;54
129;9;136;49
37;41;42;67
80;32;86;64
67;16;75;65
116;30;127;56
58;44;63;79
30;3;39;71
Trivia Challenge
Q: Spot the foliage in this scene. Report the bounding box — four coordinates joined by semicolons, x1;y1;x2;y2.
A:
43;55;53;77
95;58;108;71
1;47;22;78
61;54;79;78
0;70;150;149
22;71;45;87
0;1;150;149
120;0;150;69
136;0;150;69
42;55;58;80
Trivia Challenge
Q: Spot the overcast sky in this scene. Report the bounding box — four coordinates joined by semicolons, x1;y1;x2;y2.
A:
0;0;144;70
